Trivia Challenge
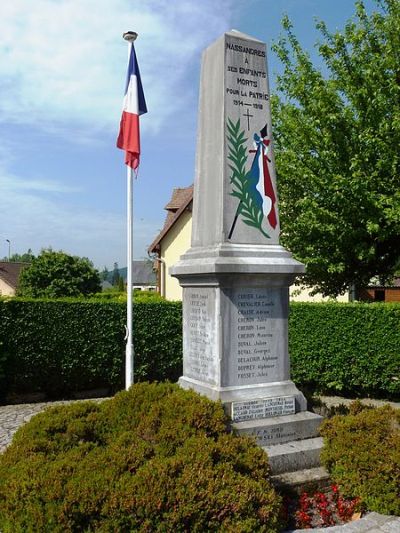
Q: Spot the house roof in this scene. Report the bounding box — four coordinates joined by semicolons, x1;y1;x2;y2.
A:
367;278;400;289
0;262;29;289
164;187;193;211
132;261;157;285
148;185;193;254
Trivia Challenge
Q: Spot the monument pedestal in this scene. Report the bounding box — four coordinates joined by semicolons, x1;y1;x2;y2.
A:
171;30;323;475
172;244;323;474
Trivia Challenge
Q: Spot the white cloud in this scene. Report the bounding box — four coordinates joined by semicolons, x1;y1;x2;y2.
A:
0;0;233;137
0;170;159;266
1;174;81;194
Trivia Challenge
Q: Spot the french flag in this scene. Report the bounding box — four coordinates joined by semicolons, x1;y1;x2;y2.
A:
117;42;147;169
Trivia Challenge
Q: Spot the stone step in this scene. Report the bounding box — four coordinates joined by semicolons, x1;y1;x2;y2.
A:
233;411;322;447
263;436;324;475
271;466;331;493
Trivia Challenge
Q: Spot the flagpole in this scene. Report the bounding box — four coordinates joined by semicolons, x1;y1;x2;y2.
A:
126;163;134;389
119;30;146;389
123;31;137;390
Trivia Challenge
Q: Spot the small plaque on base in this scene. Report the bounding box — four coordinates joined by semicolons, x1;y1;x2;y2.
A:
232;395;295;422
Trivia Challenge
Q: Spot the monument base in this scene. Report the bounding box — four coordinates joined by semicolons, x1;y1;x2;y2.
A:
172;245;323;475
179;375;323;474
178;376;307;408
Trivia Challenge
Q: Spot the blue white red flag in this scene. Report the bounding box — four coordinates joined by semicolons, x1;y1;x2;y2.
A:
117;43;147;169
247;132;277;230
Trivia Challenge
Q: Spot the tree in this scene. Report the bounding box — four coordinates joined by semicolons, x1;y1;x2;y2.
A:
100;266;109;282
118;276;125;292
18;249;101;298
1;249;35;263
112;262;121;287
272;0;400;296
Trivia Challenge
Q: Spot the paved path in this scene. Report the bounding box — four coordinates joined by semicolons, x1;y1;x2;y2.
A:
0;398;105;453
287;512;400;532
1;399;399;532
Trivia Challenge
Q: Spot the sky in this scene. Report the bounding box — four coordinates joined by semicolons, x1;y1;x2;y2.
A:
0;0;379;270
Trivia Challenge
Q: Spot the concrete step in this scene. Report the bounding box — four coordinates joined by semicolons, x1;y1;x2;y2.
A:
263;436;324;475
233;411;322;447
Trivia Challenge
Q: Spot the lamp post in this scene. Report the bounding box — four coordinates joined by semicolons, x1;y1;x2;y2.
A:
5;239;10;261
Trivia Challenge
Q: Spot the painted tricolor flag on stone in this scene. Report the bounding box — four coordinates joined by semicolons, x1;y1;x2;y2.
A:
117;43;147;169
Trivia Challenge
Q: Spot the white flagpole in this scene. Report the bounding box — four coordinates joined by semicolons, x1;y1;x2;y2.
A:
125;163;134;389
123;32;137;390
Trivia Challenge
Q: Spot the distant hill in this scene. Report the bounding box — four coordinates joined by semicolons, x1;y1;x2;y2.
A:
106;261;156;285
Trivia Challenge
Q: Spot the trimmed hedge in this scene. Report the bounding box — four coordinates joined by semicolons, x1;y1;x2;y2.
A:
289;302;400;398
0;299;399;400
0;383;283;532
320;403;400;515
0;298;182;398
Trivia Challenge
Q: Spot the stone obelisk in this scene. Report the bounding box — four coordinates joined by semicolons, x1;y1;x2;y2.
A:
171;30;322;475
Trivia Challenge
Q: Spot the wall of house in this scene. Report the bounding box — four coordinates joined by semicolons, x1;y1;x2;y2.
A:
359;287;400;302
158;210;351;303
290;284;349;302
161;210;192;301
0;279;15;296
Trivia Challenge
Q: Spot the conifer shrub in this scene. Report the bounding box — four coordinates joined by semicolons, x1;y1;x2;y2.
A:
320;404;400;515
0;383;282;532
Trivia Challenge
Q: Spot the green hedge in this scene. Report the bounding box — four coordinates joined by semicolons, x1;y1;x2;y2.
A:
0;299;399;400
289;302;400;398
0;298;182;399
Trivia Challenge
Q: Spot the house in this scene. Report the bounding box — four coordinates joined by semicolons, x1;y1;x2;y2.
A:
0;262;29;296
148;186;400;302
131;260;157;291
358;279;400;302
104;262;157;292
148;186;193;300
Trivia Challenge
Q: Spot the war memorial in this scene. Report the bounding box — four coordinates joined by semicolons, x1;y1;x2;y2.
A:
171;30;323;475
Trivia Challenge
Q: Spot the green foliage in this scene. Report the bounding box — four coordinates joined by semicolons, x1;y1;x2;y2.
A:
320;404;400;515
0;248;35;263
118;276;125;292
272;0;400;296
100;265;109;281
289;302;400;398
18;249;101;298
0;298;182;398
227;118;269;238
1;299;399;400
134;290;164;302
90;290;127;301
112;261;121;287
0;383;282;532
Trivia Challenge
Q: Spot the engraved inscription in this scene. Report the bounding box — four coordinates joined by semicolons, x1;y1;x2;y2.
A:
232;396;295;422
228;287;284;385
254;426;297;446
184;288;216;385
225;39;269;116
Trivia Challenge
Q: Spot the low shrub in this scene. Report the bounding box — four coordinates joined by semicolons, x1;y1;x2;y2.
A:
0;382;282;532
320;404;400;515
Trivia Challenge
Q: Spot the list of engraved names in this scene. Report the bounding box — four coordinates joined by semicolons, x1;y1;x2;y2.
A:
232;288;281;385
184;289;216;384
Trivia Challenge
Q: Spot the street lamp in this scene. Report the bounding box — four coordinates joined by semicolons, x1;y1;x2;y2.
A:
5;239;10;261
